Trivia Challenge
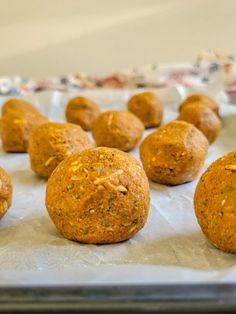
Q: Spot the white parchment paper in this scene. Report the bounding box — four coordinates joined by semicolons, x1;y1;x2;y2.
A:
0;89;236;286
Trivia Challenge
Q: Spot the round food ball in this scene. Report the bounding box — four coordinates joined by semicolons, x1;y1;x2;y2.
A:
194;151;236;253
177;102;222;143
0;167;13;220
66;96;101;131
92;111;144;151
140;121;209;185
46;147;150;244
127;91;163;128
28;122;94;178
1;100;48;153
179;93;219;116
2;98;41;116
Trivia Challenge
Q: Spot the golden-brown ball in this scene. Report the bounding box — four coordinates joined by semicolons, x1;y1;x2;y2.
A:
179;93;220;116
66;96;101;131
127;91;163;128
194;151;236;253
92;111;144;151
28;122;94;178
177;102;222;143
0;167;13;220
2;98;42;116
46;147;150;244
1;99;48;153
140;121;209;185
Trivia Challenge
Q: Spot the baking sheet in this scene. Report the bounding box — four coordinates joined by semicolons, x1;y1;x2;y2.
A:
0;89;236;286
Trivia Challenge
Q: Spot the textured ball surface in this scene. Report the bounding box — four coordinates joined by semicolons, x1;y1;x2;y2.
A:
179;93;219;116
128;91;163;128
66;96;101;131
194;151;236;253
46;147;150;244
177;102;222;143
140;121;209;185
92;111;144;151
29;122;93;178
0;167;13;220
1;98;48;152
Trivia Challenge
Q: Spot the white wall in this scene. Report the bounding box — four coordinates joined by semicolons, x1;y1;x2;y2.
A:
0;0;234;77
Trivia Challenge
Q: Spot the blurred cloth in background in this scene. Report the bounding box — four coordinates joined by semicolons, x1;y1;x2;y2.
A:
0;51;236;104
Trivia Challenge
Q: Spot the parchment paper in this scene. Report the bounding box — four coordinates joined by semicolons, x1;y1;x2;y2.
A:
0;89;236;286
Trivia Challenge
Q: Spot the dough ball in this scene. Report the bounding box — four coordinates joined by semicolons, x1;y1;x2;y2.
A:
179;93;219;116
66;96;101;130
1;99;48;153
28;122;94;178
127;91;163;128
0;167;13;220
140;121;208;185
46;147;150;244
2;98;41;116
177;102;222;143
92;111;144;151
194;151;236;253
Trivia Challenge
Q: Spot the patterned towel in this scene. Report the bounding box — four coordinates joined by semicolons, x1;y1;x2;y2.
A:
1;51;236;102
